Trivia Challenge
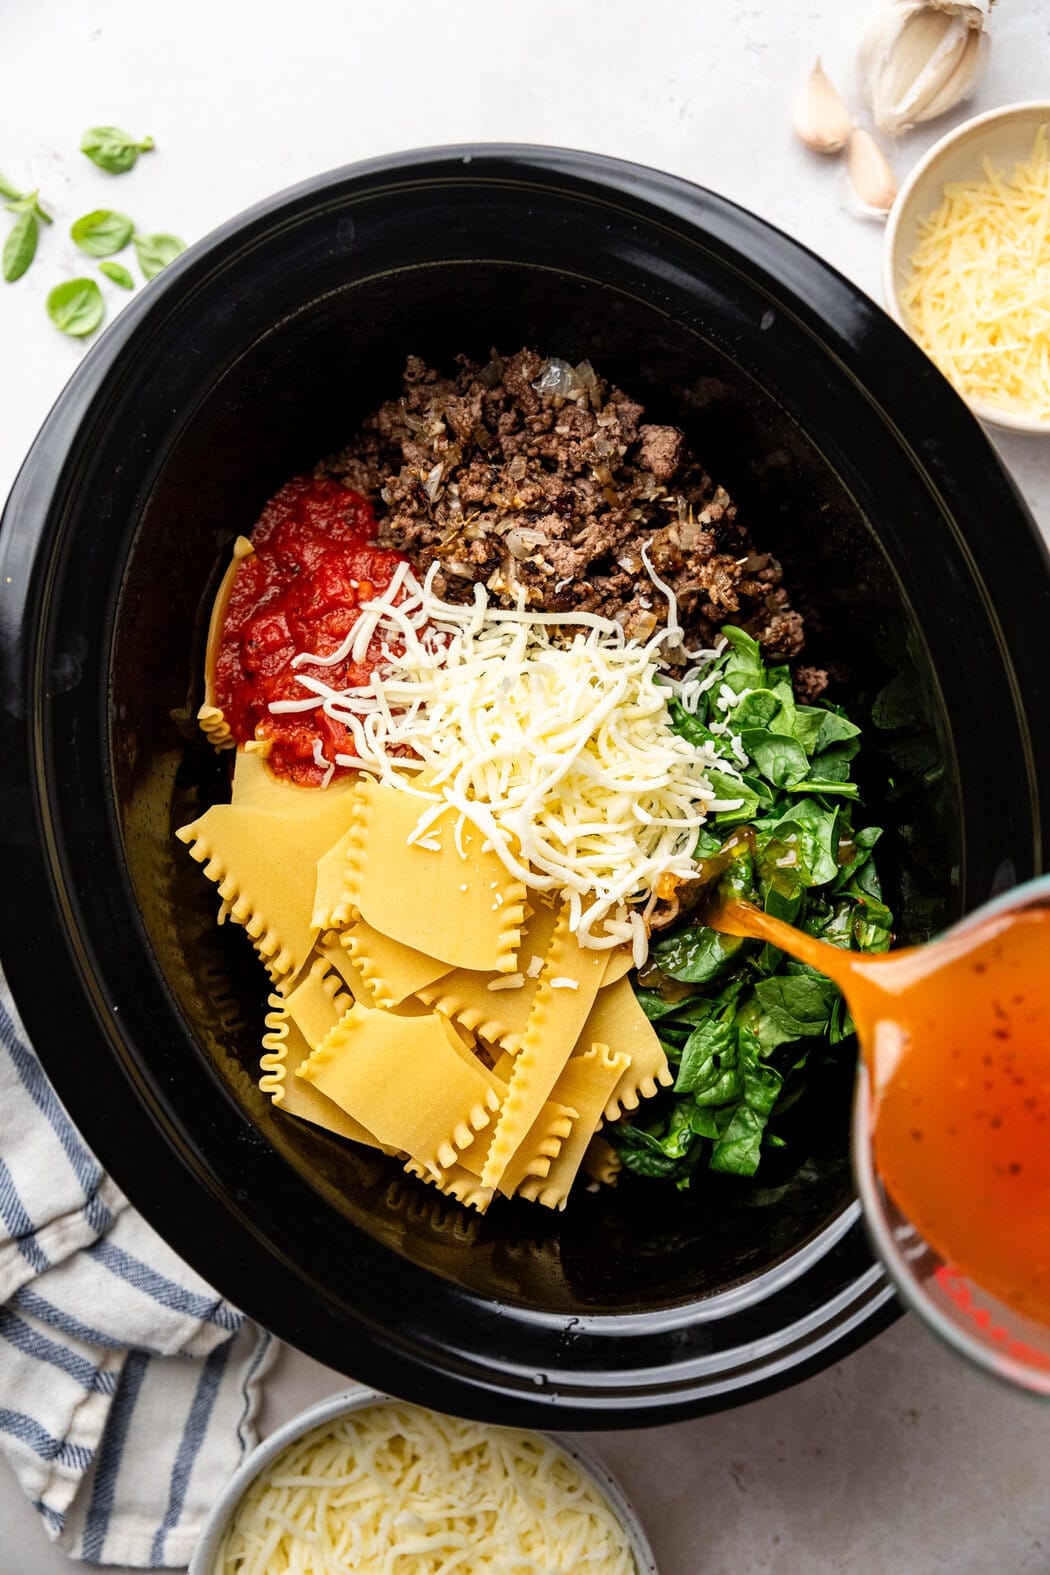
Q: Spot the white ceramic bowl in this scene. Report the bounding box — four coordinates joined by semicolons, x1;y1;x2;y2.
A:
883;100;1050;435
189;1386;659;1574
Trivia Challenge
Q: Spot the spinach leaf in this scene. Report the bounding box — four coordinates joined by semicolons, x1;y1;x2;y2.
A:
709;1103;768;1175
740;728;810;788
0;171;23;202
719;625;766;688
732;689;781;731
81;126;154;173
675;1019;738;1100
705;769;771;825
617;624;892;1185
791;705;829;754
710;1034;783;1175
814;709;862;752
758;797;840;887
753;968;840;1043
608;1125;683;1178
652;924;746;984
46;278;105;337
72;208;134;257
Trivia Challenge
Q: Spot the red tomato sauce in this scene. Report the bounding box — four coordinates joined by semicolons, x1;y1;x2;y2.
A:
213;475;410;785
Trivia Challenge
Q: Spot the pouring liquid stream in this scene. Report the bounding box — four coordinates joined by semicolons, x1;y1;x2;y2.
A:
710;897;1050;1326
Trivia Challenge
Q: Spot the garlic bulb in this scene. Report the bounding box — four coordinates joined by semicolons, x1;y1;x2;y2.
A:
846;127;898;217
794;58;853;152
858;0;993;135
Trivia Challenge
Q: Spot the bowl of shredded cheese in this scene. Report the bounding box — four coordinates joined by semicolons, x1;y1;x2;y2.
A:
189;1388;657;1575
884;101;1050;434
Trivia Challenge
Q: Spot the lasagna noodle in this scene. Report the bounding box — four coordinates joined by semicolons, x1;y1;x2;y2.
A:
318;936;375;1006
422;1048;576;1199
312;828;357;932
479;909;608;1192
259;998;394;1153
230;746;307;813
580;976;673;1119
416;898;563;1049
452;1090;577;1195
582;1134;622;1186
343;917;454;1008
402;1157;495;1214
298;1002;500;1175
496;1099;577;1198
197;534;254;751
282;955;352;1049
341;776;526;973
601;946;634;987
519;1043;629;1210
175;777;359;983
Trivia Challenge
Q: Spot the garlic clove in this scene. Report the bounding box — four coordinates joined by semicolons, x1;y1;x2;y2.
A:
918;25;988;124
793;57;853;153
857;0;993;136
846;127;898;217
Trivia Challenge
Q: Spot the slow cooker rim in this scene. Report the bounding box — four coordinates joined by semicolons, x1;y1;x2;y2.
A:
3;142;1048;1422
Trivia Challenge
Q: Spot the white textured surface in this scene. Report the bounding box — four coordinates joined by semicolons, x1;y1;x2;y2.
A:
2;0;1049;1570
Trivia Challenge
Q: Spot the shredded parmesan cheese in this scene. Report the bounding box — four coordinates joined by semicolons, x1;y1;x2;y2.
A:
274;564;739;954
901;124;1050;420
215;1402;637;1575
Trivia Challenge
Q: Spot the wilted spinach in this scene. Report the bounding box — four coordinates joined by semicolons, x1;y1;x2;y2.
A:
609;627;892;1184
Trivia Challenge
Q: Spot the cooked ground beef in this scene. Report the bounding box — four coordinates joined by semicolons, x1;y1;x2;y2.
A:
322;348;824;681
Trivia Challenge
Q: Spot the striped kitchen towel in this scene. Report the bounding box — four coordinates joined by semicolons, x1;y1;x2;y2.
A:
0;968;276;1567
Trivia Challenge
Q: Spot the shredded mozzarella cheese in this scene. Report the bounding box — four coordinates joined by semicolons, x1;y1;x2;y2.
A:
273;564;739;953
215;1403;637;1575
902;124;1050;420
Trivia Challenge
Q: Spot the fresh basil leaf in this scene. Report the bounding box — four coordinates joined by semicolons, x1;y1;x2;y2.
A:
3;211;37;282
99;259;134;289
81;126;154;174
5;187;51;225
133;230;185;280
46;277;105;337
72;208;134;257
652;924;746;984
0;171;23;202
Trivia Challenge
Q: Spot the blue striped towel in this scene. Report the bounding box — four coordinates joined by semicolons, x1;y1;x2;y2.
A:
0;968;275;1566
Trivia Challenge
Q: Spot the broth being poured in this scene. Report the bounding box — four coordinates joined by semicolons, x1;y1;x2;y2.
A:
709;897;1050;1327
